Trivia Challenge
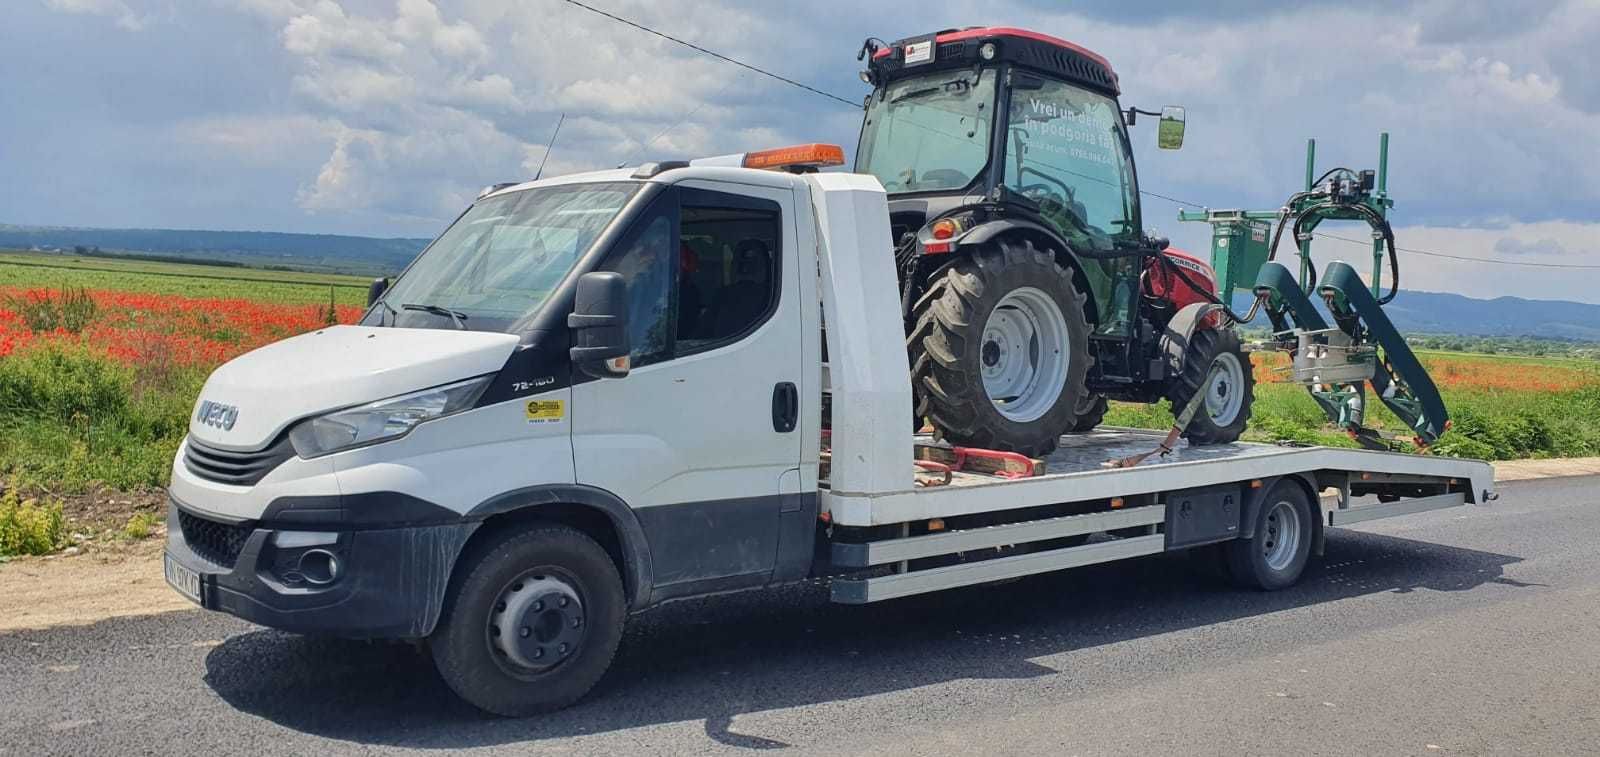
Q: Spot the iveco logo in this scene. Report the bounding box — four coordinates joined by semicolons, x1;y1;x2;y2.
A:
196;400;239;430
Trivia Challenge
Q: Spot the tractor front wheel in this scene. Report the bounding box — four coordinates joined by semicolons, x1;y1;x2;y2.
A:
908;239;1090;457
1167;327;1255;444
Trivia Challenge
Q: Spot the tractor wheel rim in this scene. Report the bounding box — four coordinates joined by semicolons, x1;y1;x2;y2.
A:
488;571;585;674
1261;500;1301;571
1204;351;1245;425
979;287;1069;423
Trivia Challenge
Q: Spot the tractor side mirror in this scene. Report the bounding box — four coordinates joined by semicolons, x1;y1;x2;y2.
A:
1157;106;1186;150
568;272;631;378
367;277;389;307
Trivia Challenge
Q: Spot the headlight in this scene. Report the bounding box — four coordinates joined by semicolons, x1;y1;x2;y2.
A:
288;375;492;458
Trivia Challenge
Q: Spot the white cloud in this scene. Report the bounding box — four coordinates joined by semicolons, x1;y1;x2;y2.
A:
43;0;144;30
14;0;1600;307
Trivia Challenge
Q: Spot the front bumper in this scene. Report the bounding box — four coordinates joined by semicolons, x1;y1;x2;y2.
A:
164;499;477;639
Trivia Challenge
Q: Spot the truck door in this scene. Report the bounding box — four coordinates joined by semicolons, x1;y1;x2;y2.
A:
571;182;802;595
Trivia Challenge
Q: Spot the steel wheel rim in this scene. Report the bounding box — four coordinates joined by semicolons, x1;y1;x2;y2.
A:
1261;500;1301;571
1204;351;1245;425
486;569;586;676
979;287;1070;423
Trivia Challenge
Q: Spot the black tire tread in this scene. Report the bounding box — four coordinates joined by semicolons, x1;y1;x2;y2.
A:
1165;327;1255;444
1069;393;1109;433
1225;481;1314;590
430;524;626;717
907;239;1090;457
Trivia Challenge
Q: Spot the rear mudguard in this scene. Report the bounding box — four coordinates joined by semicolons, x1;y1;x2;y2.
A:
1159;302;1227;382
956;217;1100;323
1320;261;1449;444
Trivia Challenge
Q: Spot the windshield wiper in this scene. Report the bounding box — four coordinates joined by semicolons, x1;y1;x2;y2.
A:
890;78;970;104
401;303;470;330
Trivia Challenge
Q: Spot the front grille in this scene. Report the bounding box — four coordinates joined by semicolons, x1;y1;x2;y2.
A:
177;509;254;569
184;435;294;486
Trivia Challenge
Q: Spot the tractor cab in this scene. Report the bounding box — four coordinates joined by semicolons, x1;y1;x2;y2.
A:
857;28;1144;253
856;28;1191;340
852;28;1242;458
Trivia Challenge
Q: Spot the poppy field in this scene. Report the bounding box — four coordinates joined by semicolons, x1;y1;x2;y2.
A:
0;252;368;490
2;249;1599;493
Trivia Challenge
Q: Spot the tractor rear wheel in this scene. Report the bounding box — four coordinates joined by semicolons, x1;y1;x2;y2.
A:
908;239;1090;457
1167;327;1255;444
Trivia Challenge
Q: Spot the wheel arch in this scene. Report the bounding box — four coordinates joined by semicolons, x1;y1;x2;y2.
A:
1159;302;1227;378
960;220;1099;325
462;485;656;611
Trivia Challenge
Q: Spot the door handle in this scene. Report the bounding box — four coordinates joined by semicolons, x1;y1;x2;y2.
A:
771;382;798;433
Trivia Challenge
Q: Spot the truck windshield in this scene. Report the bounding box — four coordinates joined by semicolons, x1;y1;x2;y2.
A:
856;68;997;193
375;182;640;332
1004;80;1139;248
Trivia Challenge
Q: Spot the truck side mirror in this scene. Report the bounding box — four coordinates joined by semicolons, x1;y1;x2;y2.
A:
568;272;631;378
1157;106;1186;150
367;277;389;307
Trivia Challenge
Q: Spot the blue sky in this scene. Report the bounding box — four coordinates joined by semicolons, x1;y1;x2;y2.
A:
4;0;1599;302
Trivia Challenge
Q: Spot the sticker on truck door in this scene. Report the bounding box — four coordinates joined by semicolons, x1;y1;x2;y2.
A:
525;399;565;424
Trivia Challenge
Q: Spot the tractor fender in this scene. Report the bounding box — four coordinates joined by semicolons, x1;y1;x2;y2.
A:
1159;302;1226;380
958;218;1099;323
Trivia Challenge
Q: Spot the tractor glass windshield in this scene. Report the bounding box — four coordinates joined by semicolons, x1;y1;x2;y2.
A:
856;68;997;193
1004;79;1139;249
372;182;640;333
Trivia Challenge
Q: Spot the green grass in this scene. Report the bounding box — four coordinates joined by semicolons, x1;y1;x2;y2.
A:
0;342;203;490
0;249;371;306
1105;379;1600;461
122;511;159;540
0;487;65;557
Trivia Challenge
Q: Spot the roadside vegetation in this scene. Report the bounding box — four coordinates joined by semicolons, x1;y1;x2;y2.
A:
1;278;362;490
0;487;65;557
1107;350;1600;459
1;254;1598;514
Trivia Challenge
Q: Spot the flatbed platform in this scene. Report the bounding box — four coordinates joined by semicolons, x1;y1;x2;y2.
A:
822;429;1493;527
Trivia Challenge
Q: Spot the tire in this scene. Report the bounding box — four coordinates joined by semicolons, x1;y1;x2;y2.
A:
908;239;1091;457
1166;327;1254;444
430;524;626;717
1225;481;1314;590
1069;393;1108;433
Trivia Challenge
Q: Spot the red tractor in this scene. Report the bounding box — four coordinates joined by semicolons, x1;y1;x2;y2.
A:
854;27;1253;456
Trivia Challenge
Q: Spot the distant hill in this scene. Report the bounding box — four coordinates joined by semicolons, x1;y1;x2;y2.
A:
1231;289;1600;340
0;223;429;277
5;223;1599;339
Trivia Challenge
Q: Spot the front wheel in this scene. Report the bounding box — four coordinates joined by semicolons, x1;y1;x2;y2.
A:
1069;393;1109;433
1167;327;1254;444
908;239;1091;457
430;524;626;717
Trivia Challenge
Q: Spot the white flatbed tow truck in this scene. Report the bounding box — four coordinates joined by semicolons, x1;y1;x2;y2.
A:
164;146;1493;716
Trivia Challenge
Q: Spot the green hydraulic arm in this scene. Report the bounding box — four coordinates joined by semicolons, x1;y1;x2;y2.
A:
1180;133;1450;449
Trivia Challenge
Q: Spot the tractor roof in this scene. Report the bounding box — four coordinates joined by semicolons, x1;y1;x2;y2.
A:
867;26;1119;96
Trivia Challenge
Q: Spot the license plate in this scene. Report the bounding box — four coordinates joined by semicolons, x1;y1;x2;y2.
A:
164;554;202;606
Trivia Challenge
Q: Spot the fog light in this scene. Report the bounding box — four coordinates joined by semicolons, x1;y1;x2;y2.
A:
979;42;997;60
298;549;341;586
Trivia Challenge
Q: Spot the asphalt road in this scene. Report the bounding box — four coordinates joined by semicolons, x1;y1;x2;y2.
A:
4;476;1598;756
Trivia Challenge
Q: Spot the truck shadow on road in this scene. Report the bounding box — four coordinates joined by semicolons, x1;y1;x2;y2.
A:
203;528;1528;749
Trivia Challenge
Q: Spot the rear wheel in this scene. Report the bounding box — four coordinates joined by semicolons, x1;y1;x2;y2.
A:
1167;327;1254;444
430;524;626;716
1226;481;1314;590
908;239;1090;457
